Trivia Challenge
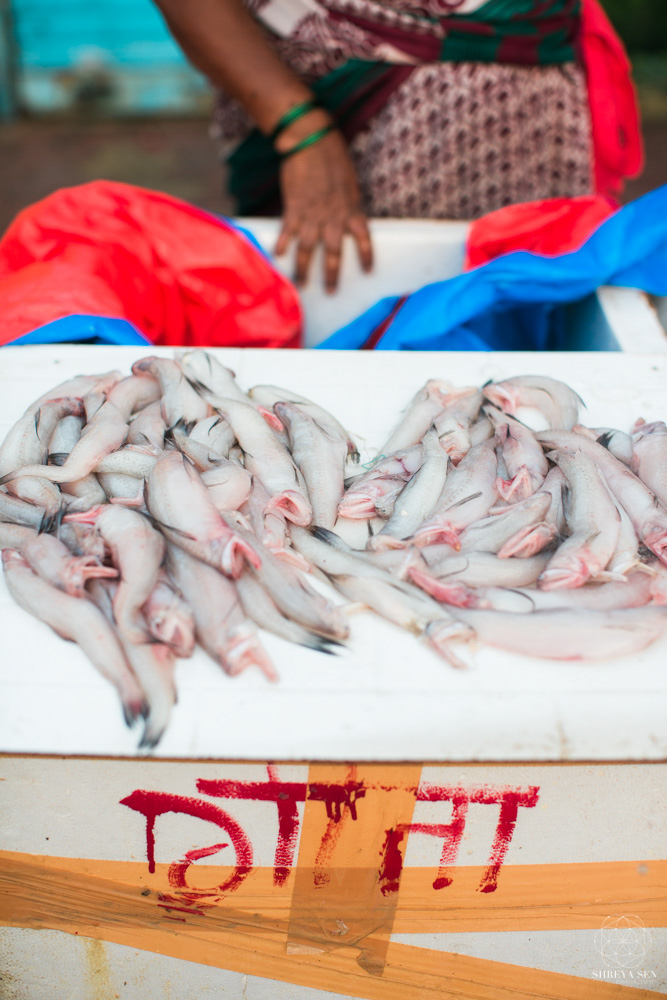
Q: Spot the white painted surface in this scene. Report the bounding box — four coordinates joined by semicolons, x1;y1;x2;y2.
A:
5;927;663;999
392;930;667;992
597;286;667;355
2;759;665;868
0;928;349;1000
2;347;667;760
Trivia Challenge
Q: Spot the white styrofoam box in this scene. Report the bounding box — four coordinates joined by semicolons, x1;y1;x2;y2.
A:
1;346;667;762
240;218;667;353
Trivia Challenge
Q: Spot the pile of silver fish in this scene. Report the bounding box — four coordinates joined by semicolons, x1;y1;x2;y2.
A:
1;354;666;747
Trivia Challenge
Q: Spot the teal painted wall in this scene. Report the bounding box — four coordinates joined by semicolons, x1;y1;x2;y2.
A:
8;0;209;114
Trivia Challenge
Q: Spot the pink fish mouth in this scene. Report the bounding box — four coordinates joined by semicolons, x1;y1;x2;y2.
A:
538;558;591;591
495;469;535;503
271;545;312;572
644;525;667;567
424;619;475;669
265;491;313;526
498;522;557;559
337;494;376;519
412;524;462;550
483;384;518;415
221;627;278;681
366;534;408;552
407;566;480;607
150;616;195;659
1;549;27;570
220;535;262;578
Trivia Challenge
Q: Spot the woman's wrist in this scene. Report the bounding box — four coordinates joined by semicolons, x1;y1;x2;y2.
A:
273;106;335;155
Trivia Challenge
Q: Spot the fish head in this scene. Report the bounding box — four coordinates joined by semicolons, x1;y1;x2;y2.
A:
1;548;29;571
483;382;519;415
265;490;313;527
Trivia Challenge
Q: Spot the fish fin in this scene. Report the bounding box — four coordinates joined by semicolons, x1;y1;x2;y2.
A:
143;511;197;541
182;371;212;396
596;430;615;450
450;490;483;509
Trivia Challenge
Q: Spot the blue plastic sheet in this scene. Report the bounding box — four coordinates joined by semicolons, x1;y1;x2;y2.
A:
319;185;667;351
10;315;151;348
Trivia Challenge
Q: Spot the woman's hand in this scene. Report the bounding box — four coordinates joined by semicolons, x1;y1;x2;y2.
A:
275;127;373;294
154;0;372;291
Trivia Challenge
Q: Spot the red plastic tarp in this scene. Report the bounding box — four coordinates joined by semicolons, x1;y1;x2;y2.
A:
465;194;617;269
0;181;302;349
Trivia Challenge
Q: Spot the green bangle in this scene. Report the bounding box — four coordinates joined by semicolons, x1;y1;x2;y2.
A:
280;124;334;160
269;100;317;144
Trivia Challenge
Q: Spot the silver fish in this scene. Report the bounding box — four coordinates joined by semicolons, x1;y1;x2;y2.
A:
274;401;348;530
370;430;448;549
127;401;166;451
61;473;108;513
132;356;209;426
480;571;657;613
98;473;145;506
68;505;165;644
0;490;53;530
200;463;252;512
95;445;159;480
26;371;122;413
408;551;549;605
290;526;473;668
483;375;583;430
486;407;548;501
167;544;276;680
0;521;116;597
631;419;667;506
538;449;621;590
178;350;248;403
88;578;177;750
250;384;359;461
107;374;161;422
214;398;312;526
338;446;423;520
380;380;474;456
236;571;339;654
496;467;565;558
144;450;260;577
455;605;667;661
0;397;83;512
460;492;552;556
0;400;129;488
48;415;83;465
189;414;236;459
537;429;667;566
2;549;145;724
142;572;196;658
413;440;498;548
231;521;349;642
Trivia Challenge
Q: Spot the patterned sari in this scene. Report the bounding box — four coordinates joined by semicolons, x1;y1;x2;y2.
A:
216;0;639;218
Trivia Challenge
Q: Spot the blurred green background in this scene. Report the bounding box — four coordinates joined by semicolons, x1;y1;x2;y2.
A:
604;0;667;120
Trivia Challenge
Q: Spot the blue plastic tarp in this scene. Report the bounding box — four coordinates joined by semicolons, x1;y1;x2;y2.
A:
319;185;667;351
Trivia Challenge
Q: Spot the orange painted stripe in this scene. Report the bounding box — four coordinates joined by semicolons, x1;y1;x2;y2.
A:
1;852;665;932
1;850;662;1000
287;763;422;973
